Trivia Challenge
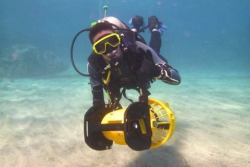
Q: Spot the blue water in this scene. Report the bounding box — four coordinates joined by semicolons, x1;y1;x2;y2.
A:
1;0;250;74
0;0;250;167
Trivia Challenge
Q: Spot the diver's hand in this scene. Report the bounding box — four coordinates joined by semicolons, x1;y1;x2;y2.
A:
155;64;170;79
155;63;181;84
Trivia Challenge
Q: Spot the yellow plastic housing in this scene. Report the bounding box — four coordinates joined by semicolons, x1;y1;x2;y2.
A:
101;98;176;148
101;108;126;145
148;98;176;148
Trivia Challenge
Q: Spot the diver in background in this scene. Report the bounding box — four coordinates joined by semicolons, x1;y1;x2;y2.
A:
87;16;181;109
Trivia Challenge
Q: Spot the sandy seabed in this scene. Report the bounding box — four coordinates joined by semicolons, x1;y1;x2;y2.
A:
0;73;249;167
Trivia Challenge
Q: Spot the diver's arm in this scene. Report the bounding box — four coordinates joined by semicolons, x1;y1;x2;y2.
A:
135;41;181;85
88;63;105;107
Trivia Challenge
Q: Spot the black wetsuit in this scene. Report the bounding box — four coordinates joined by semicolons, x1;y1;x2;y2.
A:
88;37;181;107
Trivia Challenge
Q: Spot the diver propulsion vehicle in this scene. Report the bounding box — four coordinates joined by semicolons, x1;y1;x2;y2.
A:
84;97;176;151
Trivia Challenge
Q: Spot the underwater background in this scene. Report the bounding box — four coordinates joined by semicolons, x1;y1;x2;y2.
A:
0;0;250;167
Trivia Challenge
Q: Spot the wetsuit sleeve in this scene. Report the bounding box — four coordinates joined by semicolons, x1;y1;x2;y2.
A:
88;63;105;106
135;41;181;85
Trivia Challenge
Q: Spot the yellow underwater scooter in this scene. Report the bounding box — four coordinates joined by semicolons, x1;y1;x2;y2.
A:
84;96;176;151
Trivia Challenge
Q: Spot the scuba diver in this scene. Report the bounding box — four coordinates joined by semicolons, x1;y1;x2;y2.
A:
87;16;181;109
69;4;179;150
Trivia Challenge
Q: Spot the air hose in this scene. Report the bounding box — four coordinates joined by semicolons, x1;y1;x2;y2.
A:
70;28;90;77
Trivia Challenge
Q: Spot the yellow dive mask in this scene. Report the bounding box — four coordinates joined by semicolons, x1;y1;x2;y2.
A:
92;33;121;55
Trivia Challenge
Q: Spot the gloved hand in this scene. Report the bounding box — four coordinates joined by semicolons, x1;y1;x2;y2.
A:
155;63;171;79
92;85;105;109
155;63;181;84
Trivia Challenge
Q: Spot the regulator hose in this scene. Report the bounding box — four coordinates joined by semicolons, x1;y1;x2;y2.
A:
70;28;90;77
